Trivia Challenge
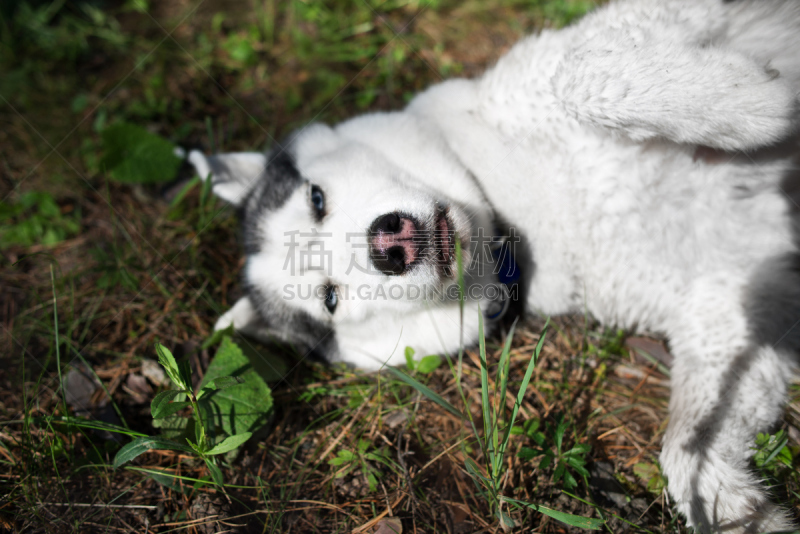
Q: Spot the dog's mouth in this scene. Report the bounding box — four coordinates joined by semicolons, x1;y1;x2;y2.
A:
433;207;455;276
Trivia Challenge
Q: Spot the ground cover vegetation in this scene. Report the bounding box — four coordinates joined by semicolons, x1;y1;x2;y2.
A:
2;0;799;532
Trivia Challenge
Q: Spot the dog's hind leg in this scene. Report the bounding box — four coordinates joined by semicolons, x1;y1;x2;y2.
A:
660;273;797;533
552;10;798;151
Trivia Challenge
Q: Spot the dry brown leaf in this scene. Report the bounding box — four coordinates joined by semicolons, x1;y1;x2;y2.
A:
373;517;402;534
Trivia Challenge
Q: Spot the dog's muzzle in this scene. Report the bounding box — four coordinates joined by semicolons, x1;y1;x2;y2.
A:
368;213;421;275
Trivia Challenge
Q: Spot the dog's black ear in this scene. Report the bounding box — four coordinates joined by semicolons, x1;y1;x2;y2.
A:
187;151;266;207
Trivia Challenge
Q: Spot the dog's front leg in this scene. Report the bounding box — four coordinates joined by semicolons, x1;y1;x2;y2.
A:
660;275;795;533
551;29;797;152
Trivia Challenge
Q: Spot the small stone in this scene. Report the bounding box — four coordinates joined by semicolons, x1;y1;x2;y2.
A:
141;359;169;387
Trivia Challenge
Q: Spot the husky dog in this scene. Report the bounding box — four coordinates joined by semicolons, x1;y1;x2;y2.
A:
187;0;800;531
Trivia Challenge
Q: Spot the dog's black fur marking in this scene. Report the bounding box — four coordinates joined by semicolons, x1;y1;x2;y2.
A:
240;147;304;255
245;281;339;362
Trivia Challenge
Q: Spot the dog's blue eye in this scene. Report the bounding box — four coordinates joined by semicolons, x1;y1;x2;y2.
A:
310;185;325;217
324;285;338;314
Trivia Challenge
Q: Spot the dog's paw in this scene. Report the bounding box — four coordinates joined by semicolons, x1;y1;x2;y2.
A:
213;297;259;332
709;61;798;151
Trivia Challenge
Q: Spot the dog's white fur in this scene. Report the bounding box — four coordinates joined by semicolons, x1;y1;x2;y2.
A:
188;0;800;531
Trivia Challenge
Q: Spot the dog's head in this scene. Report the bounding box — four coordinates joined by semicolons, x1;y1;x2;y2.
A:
190;113;519;369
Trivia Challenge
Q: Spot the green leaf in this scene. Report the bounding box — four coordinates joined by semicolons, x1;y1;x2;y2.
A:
564;444;591;457
198;337;273;437
155;344;185;390
539;453;553;470
199;339;272;432
329;449;357;466
554;462;566;483
153;400;190;420
634;462;666;494
416;355;441;374
206;432;252;455
562;467;578;489
205;458;224;486
151;390;186;419
404;346;416;370
517;447;541;461
101;123;182;184
178;360;193;392
113;436;194;468
186;438;204;456
211;376;245;390
503;497;603;530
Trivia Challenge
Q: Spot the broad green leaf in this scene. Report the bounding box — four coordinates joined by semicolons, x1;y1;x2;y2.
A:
211;376;245;390
416;355;441;374
198;336;273;437
517;447;540;461
236;337;288;383
113;436;194;468
101;123;182;184
151;390;186;418
502;497;603;530
153;400;190;420
206;432;252;455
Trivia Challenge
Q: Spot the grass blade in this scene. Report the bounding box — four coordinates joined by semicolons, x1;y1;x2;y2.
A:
494;317;519;476
500;319;549;452
113;436;194;468
477;312;492;461
502;497;603;530
385;367;462;418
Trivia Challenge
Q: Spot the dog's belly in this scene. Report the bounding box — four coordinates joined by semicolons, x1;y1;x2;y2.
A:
558;140;795;334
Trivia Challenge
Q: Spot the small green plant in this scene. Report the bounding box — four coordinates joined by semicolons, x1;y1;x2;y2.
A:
585;328;626;360
404;346;442;375
387;316;603;530
752;429;793;478
0;191;80;249
101;122;182;184
633;461;666;495
114;338;272;486
517;414;591;491
328;438;393;492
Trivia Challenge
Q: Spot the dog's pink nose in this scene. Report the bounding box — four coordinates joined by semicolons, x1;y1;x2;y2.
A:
369;213;419;275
